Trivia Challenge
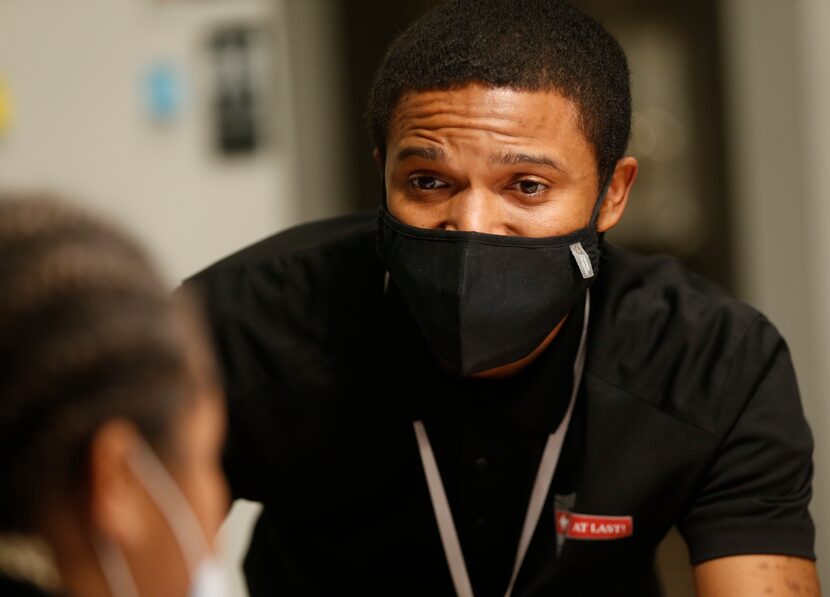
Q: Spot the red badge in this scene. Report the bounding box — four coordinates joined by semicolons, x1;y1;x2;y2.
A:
555;510;633;540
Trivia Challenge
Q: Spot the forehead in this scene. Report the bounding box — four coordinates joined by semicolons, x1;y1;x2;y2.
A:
387;84;590;157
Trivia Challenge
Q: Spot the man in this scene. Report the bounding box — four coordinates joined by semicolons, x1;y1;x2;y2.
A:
186;1;818;595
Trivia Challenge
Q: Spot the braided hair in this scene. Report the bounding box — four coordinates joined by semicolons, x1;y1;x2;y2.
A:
0;194;201;533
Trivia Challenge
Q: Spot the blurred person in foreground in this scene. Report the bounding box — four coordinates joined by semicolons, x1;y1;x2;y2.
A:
186;0;818;595
0;195;229;597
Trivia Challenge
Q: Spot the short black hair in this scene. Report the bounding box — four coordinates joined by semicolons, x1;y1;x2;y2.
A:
367;0;631;188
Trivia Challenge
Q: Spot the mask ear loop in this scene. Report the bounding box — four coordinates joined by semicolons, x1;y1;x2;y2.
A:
92;537;141;597
127;440;212;575
588;169;616;231
378;171;392;294
378;153;388;208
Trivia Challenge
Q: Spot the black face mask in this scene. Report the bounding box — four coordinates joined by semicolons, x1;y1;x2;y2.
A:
377;189;608;376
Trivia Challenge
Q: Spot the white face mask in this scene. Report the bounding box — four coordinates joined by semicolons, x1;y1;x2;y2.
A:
94;439;229;597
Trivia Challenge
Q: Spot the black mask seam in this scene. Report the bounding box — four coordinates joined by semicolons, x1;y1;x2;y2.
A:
457;239;470;363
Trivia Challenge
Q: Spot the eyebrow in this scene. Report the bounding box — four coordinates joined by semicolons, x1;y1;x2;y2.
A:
490;151;568;174
395;146;447;162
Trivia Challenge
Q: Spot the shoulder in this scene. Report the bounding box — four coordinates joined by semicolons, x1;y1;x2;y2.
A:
183;212;384;396
189;211;378;278
588;243;779;433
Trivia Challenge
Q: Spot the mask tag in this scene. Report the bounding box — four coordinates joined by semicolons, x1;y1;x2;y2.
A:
569;242;594;279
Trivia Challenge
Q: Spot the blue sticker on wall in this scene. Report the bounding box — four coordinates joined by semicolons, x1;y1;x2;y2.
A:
143;63;184;123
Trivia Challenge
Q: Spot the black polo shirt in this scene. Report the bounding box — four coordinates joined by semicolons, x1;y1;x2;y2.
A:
186;212;814;596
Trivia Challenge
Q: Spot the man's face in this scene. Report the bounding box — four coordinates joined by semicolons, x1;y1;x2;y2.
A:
383;83;611;238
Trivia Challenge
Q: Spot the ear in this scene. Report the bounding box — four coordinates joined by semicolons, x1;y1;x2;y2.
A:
596;156;638;233
372;148;384;172
87;420;148;548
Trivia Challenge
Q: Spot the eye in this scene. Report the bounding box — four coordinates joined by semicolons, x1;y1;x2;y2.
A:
408;175;448;191
511;179;548;195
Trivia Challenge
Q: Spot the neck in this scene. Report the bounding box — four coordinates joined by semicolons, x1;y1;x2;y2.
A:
54;545;114;597
39;515;114;597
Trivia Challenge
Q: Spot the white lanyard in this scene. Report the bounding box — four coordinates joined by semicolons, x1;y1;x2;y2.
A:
413;291;590;597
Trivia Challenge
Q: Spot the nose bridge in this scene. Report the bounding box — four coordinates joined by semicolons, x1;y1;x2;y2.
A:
445;184;498;233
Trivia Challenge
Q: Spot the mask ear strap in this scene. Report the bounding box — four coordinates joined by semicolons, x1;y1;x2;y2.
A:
378;154;388;208
127;440;210;574
589;169;616;230
93;537;141;597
